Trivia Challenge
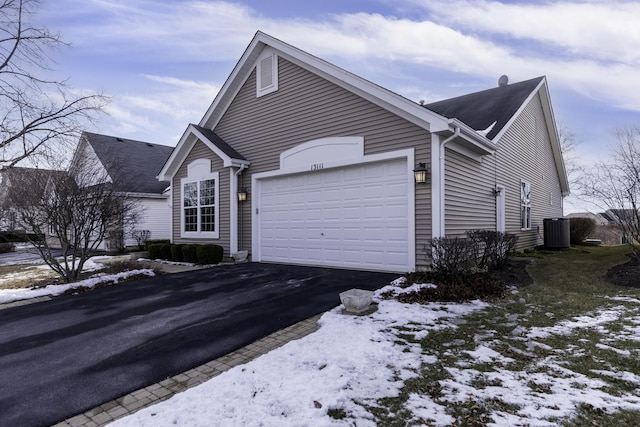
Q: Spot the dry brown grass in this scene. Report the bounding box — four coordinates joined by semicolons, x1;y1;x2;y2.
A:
0;263;58;290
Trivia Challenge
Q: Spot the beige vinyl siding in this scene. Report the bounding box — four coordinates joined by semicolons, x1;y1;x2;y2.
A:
172;141;230;250
497;95;564;249
214;57;432;268
444;148;495;236
443;93;563;250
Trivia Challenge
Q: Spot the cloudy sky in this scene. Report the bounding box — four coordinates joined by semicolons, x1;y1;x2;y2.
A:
34;0;640;212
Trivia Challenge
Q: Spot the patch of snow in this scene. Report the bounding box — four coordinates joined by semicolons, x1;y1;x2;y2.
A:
110;300;488;427
527;307;625;339
0;267;155;305
595;343;631;356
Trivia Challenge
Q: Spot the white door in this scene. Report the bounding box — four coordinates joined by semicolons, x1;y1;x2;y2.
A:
257;159;410;272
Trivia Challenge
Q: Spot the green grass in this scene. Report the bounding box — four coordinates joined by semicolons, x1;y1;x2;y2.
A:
364;245;640;426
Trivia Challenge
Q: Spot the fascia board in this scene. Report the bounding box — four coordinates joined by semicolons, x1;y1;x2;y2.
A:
538;82;570;195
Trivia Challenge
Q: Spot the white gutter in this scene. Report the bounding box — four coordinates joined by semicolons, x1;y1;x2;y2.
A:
230;164;248;253
437;126;461;237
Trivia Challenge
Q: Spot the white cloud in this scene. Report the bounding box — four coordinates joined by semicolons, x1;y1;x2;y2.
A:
419;0;640;65
47;1;640;114
102;75;220;143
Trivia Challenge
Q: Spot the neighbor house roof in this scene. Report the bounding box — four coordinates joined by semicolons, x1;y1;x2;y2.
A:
426;77;545;141
81;132;174;194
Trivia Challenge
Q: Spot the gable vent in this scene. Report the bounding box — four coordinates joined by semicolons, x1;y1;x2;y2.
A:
259;55;273;90
256;50;278;97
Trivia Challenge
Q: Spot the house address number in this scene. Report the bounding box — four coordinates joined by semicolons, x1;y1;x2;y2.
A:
310;162;324;171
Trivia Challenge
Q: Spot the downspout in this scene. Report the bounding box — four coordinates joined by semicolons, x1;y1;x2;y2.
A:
438;126;460;237
231;164;248;253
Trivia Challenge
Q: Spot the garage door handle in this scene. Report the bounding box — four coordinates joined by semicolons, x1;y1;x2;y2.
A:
321;232;324;236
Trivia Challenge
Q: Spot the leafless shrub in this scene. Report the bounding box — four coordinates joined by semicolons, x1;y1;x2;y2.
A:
130;229;151;250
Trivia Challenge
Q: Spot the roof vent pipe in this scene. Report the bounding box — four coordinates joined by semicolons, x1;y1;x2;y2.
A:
498;75;509;87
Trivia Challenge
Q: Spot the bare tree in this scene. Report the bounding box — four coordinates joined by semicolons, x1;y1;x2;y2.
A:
557;122;581;188
6;155;139;282
581;126;640;261
1;0;107;168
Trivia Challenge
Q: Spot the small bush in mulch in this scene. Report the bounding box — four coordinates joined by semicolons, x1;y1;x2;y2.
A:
145;239;170;251
196;244;224;265
387;258;532;303
182;244;199;264
171;244;187;262
147;243;164;260
605;256;640;288
159;243;173;261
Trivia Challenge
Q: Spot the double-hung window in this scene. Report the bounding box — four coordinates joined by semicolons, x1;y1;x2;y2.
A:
181;159;219;238
520;180;531;230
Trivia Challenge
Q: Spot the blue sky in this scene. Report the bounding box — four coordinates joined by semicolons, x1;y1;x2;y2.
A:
34;0;640;212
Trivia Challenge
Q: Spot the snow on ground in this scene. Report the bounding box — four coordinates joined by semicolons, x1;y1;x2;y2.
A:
0;256;155;304
110;284;640;427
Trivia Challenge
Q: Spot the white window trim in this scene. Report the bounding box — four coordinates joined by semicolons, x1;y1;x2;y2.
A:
521;180;532;230
181;159;219;239
256;49;278;97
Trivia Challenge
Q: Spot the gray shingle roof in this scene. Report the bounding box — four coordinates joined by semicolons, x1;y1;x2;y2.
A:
191;124;247;161
82;132;174;194
426;77;544;140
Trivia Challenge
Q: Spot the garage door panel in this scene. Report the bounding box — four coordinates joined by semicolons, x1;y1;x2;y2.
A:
259;158;410;272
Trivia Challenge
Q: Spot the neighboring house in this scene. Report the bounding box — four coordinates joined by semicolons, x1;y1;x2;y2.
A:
158;31;569;272
0;167;68;235
70;132;174;250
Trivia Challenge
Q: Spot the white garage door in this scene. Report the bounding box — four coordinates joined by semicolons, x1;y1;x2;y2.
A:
258;158;410;272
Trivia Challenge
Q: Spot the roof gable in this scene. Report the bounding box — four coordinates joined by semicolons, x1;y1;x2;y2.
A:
80;132;174;194
426;77;544;141
428;77;569;194
157;124;249;181
199;31;451;135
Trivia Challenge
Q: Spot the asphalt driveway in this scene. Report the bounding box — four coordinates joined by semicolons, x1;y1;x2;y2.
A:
0;262;397;427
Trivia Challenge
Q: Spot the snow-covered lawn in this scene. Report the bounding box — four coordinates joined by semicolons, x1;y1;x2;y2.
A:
0;256;155;305
110;281;640;426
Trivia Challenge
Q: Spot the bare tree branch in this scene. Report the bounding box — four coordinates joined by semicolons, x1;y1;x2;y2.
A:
0;0;108;169
580;125;640;261
5;155;140;282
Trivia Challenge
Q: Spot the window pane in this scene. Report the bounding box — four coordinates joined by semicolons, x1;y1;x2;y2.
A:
200;179;215;206
184;182;198;207
184;207;197;231
201;206;215;232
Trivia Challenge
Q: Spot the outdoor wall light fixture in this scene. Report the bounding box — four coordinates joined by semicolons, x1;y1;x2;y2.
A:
413;163;428;184
237;188;248;202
